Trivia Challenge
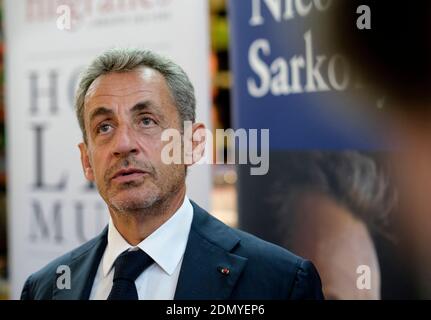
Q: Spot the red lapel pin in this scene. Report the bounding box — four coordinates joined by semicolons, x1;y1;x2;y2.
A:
218;266;230;275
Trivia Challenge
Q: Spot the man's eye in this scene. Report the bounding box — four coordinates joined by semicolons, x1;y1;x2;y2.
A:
96;123;113;134
141;117;156;127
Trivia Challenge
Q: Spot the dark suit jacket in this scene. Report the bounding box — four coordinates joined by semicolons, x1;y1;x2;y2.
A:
21;201;324;300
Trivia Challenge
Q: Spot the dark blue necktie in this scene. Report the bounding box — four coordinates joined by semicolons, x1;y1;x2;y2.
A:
107;249;154;300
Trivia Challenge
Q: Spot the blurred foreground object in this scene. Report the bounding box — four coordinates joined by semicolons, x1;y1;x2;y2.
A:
327;0;431;298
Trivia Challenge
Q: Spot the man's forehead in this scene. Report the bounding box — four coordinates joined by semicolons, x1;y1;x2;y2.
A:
85;67;165;101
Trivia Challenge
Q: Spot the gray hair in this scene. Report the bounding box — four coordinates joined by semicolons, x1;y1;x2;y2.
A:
272;151;397;239
75;48;196;142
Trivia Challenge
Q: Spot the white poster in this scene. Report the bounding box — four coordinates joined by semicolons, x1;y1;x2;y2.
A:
4;0;210;299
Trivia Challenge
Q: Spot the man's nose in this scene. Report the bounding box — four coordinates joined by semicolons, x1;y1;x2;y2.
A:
111;125;139;157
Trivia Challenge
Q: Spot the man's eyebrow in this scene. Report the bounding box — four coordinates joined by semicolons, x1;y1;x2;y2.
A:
130;101;165;119
130;101;156;114
89;107;114;123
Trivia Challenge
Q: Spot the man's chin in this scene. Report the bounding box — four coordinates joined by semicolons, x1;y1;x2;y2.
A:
109;192;160;212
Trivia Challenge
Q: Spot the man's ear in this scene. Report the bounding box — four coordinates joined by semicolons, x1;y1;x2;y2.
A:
78;142;95;182
190;122;206;166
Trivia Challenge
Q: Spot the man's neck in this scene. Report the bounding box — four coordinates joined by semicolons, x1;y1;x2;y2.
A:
109;188;186;246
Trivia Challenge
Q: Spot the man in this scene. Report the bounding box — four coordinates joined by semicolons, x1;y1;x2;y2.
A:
20;48;323;300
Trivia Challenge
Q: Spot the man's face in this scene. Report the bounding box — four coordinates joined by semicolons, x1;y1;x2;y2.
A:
79;67;187;213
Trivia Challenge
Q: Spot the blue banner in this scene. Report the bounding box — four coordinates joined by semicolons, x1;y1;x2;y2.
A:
228;0;393;149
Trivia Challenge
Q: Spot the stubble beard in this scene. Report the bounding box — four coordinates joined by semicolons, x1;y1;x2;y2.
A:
104;164;186;218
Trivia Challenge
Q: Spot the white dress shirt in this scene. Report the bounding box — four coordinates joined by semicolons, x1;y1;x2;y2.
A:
89;196;194;300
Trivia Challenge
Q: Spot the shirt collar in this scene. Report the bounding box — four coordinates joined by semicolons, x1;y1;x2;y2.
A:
102;196;193;277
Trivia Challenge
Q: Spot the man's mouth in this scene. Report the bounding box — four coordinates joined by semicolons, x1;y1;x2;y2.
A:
111;168;149;182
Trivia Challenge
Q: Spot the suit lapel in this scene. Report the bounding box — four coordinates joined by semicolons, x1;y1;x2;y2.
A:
174;202;248;300
52;201;247;300
52;227;108;300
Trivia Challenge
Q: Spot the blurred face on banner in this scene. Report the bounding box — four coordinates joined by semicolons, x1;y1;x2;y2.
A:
78;68;188;214
288;193;381;300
